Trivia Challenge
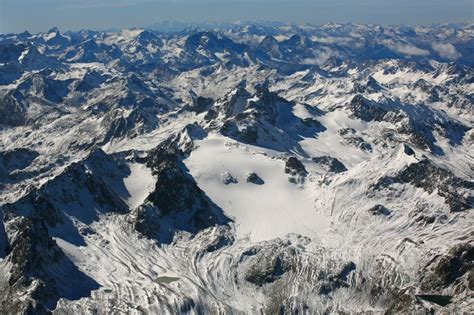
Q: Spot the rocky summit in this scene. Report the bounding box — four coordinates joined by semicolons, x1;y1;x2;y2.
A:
0;23;473;313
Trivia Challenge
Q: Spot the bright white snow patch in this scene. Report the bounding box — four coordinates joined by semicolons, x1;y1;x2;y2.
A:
122;163;155;208
184;134;329;243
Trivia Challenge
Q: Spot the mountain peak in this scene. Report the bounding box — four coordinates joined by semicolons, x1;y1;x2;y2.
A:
47;26;60;34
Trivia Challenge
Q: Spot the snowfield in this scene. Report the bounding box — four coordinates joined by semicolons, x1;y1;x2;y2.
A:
185;134;330;242
122;163;156;208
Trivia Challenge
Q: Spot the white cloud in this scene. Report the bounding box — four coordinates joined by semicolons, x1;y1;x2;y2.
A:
303;48;337;65
311;36;353;45
432;42;461;60
382;39;430;57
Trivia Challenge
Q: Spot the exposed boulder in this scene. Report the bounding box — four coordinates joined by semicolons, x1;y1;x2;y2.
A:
402;144;415;156
368;204;391;216
246;172;264;185
221;171;238;185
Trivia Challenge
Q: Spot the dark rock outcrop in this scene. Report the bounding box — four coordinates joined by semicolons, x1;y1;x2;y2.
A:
208;85;325;154
126;134;230;243
347;95;468;154
242;242;297;286
402;144;415;156
372;159;473;212
338;127;372;152
2;149;130;246
0;148;39;182
319;261;356;295
386;244;473;313
284;157;308;184
0;91;26;127
191;96;214;114
312;155;348;173
0;217;99;313
368;204;391;216
348;95;388;122
74;70;109;92
246;172;264;185
420;243;473;293
221;171;238;185
127;204;161;240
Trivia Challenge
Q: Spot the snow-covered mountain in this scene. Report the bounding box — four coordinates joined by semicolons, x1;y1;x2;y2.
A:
0;23;473;314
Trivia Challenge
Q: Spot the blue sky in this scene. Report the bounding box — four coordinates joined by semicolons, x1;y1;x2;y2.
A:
1;0;472;33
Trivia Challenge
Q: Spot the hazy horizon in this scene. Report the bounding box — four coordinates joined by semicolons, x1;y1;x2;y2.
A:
1;0;473;34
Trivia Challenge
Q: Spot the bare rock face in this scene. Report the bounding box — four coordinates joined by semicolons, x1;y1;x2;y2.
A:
127;135;231;243
312;155;347;173
346;94;468;155
3;148;130;229
318;261;357;295
127;204;162;240
0;91;27;127
372;159;473;212
386;243;473;313
207;85;325;153
284;156;308;184
74;70;109;92
241;241;297;286
420;243;473;293
338;127;372;152
348;94;388;122
0;219;6;259
0;217;99;314
402;144;415;156
0;148;39;180
146;138;210;216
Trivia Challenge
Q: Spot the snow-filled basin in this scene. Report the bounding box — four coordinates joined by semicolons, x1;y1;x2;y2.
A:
184;134;329;243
